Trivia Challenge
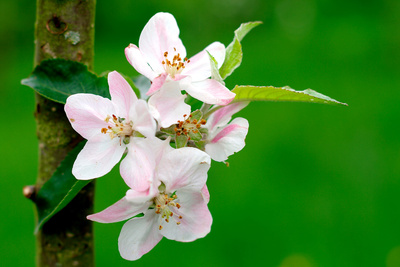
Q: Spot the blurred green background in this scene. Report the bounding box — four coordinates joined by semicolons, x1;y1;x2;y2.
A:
1;0;399;266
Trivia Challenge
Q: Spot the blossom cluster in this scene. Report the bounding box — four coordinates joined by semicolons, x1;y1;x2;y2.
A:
65;12;249;261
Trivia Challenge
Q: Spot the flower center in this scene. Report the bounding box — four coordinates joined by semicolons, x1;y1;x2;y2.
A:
101;114;133;143
174;114;207;139
154;192;182;230
162;48;190;79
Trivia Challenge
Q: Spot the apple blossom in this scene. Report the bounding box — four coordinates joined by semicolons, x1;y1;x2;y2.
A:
64;71;156;189
204;102;249;161
87;138;212;261
125;12;235;106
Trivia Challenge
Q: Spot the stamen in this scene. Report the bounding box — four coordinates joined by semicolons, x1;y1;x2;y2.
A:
153;191;182;228
162;49;190;79
173;114;207;138
100;114;134;143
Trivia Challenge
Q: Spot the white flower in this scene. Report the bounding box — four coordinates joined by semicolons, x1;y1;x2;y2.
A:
64;71;156;191
125;12;235;106
87;138;212;261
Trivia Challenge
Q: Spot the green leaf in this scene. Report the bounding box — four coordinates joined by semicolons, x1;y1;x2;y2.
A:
185;94;203;111
34;141;90;234
21;59;109;104
207;51;224;85
232;85;348;106
219;21;262;80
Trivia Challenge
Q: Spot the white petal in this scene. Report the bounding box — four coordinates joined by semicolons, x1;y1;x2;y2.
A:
205;117;249;162
157;148;211;193
185;79;235;105
182;42;225;82
205;101;249;131
148;82;191;128
125;186;159;203
65;94;116;140
161;190;212;242
87;196;150;223
118;212;163;261
72;136;126;179
125;44;158;80
120;138;157;191
108;71;138;119
139;12;186;75
129;99;156;138
121;138;173;191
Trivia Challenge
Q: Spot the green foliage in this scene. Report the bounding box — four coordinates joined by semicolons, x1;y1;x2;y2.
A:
219;21;262;80
21;59;109;104
207;51;224;85
232;85;348;106
34;141;91;234
185;94;203;111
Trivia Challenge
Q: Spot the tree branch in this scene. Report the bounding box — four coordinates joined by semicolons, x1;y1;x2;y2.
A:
33;0;96;266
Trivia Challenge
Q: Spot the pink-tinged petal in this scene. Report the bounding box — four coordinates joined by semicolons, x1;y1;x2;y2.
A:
125;44;158;80
161;191;212;242
139;12;186;75
205;117;249;162
185;79;235;105
182;42;225;82
72;136;126;179
125;185;159;203
87;196;150;223
157;148;211;193
108;71;138;119
129;99;156;138
118;212;163;261
151;136;174;164
148;82;191;128
122;138;172;190
206;101;249;131
201;185;210;204
120;138;158;191
65;94;116;140
146;73;167;95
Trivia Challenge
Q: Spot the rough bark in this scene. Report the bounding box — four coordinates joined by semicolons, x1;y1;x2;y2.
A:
33;0;96;266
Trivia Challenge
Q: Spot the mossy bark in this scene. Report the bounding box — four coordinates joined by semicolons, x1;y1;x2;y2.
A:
33;0;96;266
